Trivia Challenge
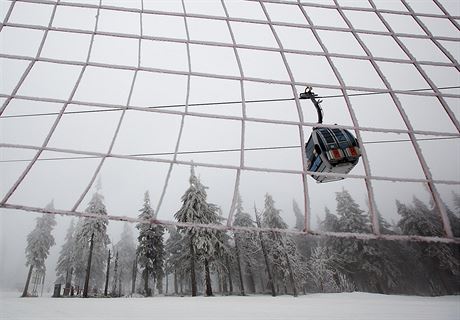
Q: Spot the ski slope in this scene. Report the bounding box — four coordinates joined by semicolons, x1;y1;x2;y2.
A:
1;291;459;320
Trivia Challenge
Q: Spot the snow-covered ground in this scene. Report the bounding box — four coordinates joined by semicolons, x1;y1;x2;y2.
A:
1;291;459;320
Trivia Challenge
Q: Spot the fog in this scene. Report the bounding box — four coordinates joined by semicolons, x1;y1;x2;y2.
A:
0;0;459;290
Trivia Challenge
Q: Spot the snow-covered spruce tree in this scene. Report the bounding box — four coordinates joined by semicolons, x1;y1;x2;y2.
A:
114;223;136;295
313;207;347;292
212;207;235;296
318;207;339;232
454;191;460;212
336;188;370;234
333;189;400;293
397;197;442;237
165;227;189;295
136;191;158;297
233;192;260;295
72;218;87;288
165;227;182;295
291;199;316;280
174;165;225;296
397;197;459;295
293;199;304;231
22;201;57;297
151;220;165;294
449;192;460;237
73;191;110;294
308;246;354;293
254;205;276;296
262;193;304;296
55;219;76;290
427;196;460;238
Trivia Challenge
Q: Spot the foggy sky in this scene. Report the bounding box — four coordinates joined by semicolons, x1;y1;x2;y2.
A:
0;0;459;290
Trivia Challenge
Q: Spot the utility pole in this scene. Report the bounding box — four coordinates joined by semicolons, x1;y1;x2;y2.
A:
83;233;95;298
104;250;111;296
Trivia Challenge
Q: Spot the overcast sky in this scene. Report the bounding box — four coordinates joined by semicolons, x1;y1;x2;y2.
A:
0;0;459;290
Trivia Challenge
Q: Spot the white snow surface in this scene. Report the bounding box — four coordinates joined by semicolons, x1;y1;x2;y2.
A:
1;291;459;320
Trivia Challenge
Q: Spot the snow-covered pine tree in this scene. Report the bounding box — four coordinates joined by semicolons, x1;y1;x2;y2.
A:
333;189;400;293
72;218;87;288
254;205;276;296
174;165;225;296
73;191;110;293
318;207;339;232
151;221;165;295
378;212;394;235
308;246;354;293
262;194;303;296
397;197;442;237
397;197;459;294
114;223;136;295
233;192;259;295
136;191;156;297
336;188;371;234
453;191;460;211
22;201;57;297
55;219;76;291
293;199;304;231
449;192;460;237
165;227;188;295
291;199;317;294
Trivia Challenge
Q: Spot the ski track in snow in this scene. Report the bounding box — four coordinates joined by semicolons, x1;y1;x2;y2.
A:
1;291;459;320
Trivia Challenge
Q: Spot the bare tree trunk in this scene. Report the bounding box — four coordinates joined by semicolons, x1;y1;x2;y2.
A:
156;275;163;295
104;250;111;296
259;270;265;293
204;258;213;296
131;256;137;295
225;255;233;295
21;265;33;297
111;252;119;296
165;272;168;295
63;269;70;296
83;233;95;298
247;264;256;293
119;275;122;297
144;269;150;297
219;268;226;294
190;237;197;297
235;236;245;295
64;267;73;296
40;272;45;297
174;269;178;295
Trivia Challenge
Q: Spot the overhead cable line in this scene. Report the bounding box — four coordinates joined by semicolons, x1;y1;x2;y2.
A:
1;136;458;164
1;86;459;119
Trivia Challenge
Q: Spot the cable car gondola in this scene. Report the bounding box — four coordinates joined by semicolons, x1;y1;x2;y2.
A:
300;87;361;183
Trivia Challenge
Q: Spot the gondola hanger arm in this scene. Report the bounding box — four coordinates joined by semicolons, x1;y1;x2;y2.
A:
299;86;323;124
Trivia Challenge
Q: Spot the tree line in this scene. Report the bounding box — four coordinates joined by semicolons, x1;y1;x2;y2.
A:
21;167;460;297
